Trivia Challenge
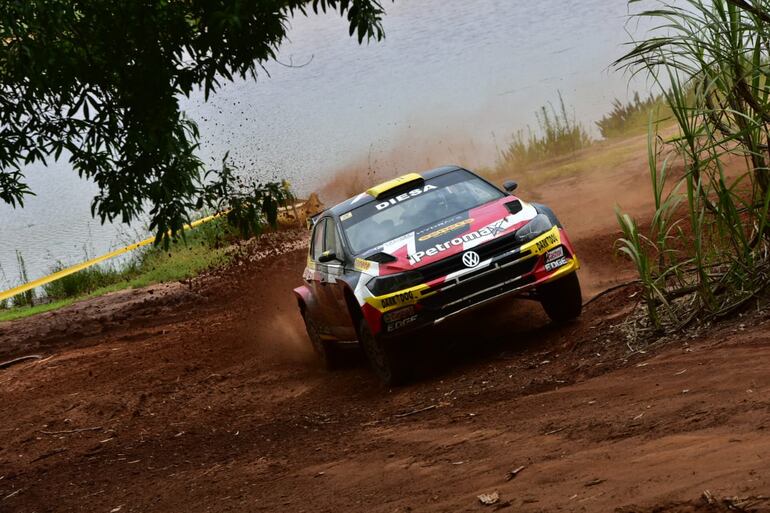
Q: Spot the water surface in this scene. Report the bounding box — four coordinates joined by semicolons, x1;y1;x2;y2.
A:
0;0;651;286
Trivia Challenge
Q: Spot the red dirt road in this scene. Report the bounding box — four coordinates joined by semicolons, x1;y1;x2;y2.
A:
2;139;770;512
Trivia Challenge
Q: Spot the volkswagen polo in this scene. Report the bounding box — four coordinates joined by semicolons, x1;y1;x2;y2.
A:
294;166;581;384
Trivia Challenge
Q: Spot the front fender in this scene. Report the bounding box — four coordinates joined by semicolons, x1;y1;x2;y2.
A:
293;285;315;318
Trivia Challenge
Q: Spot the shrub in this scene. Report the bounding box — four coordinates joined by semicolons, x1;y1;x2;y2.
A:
596;92;669;139
498;92;592;172
43;263;123;300
615;0;770;333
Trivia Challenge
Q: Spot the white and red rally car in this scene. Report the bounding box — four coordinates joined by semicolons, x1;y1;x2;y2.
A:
294;166;581;384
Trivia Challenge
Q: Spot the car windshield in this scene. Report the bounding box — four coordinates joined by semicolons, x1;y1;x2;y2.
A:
340;169;505;255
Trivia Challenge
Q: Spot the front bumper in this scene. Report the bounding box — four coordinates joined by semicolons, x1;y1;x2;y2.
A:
362;226;579;337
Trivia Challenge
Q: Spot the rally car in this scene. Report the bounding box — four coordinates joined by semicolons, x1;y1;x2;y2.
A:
294;166;581;384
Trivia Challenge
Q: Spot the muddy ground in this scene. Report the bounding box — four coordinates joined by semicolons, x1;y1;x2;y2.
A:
2;136;770;512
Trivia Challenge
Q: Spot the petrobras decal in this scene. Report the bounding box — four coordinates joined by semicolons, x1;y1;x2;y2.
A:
375;184;437;211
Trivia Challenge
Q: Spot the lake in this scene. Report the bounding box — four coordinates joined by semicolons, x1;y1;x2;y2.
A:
0;0;652;287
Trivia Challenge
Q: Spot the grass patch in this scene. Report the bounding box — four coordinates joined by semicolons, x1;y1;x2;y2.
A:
0;217;237;322
43;264;123;299
0;298;78;323
595;92;672;139
496;92;592;175
480;129;651;191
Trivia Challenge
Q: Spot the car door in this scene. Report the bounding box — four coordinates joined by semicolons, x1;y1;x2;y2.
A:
307;217;349;338
306;217;330;331
322;217;356;339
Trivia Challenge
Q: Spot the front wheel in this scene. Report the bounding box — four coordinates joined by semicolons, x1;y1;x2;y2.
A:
539;272;583;323
302;314;342;370
358;319;409;386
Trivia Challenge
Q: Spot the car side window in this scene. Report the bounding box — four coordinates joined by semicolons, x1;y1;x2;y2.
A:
311;219;326;261
324;219;341;259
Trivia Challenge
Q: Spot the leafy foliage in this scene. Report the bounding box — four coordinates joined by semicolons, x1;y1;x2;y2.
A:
615;0;770;333
198;157;295;240
0;0;389;242
497;92;591;172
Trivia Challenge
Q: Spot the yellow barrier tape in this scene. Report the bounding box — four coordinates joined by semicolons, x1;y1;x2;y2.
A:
0;212;224;303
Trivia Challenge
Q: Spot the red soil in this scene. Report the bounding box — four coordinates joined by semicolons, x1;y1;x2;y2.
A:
2;135;770;512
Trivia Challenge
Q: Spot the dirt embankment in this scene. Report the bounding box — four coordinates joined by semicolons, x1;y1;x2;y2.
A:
2;134;770;513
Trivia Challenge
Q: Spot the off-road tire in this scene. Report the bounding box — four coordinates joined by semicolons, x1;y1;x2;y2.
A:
358;319;409;386
539;271;582;323
302;314;342;370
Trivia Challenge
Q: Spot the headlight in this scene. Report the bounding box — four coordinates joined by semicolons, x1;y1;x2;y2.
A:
514;214;552;243
366;271;424;296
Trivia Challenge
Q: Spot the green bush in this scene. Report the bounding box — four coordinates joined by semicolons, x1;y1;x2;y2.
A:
497;92;592;172
596;92;670;139
615;0;770;333
43;263;123;300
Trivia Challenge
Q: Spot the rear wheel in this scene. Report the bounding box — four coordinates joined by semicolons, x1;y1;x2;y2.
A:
539;272;582;323
302;314;342;370
358;319;409;386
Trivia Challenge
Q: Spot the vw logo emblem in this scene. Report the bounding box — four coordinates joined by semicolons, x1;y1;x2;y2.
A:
462;250;480;268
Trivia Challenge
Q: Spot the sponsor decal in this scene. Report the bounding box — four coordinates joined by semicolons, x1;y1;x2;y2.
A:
381;290;415;308
409;219;508;264
354;258;371;272
536;232;559;252
418;218;474;241
461;250;480;268
386;314;419;332
545;246;564;263
340;212;353;221
375;184;438;211
545;256;569;272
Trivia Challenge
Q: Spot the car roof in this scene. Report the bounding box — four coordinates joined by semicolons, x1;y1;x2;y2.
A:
326;165;465;218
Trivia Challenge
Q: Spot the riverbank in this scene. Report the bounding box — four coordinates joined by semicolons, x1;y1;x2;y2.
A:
0;218;237;322
0;114;659;324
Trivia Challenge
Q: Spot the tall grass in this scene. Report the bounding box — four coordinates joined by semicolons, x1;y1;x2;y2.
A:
596;92;671;138
615;0;770;332
43;260;123;299
497;92;592;173
14;251;35;307
0;263;7;309
39;216;238;302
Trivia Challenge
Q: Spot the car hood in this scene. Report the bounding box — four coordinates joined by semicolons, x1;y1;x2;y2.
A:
360;197;539;276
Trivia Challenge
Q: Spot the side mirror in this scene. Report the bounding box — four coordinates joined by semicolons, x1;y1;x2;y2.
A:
318;250;338;263
503;180;518;192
